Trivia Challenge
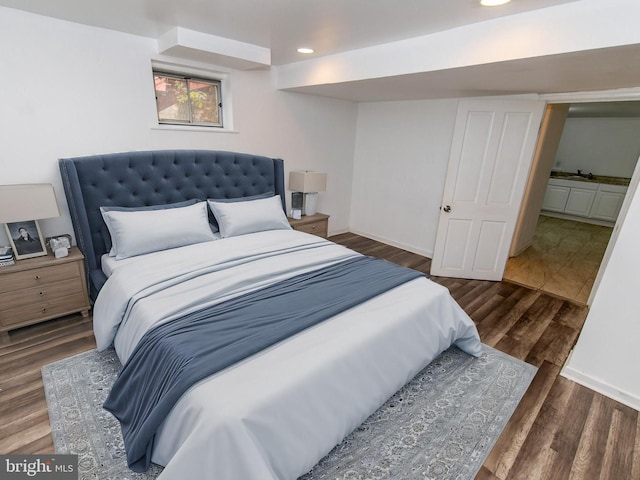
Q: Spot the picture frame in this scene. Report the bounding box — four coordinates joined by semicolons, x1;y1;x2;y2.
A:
5;220;48;260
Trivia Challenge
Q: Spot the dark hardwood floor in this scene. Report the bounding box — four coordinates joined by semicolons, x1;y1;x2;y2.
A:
0;232;638;479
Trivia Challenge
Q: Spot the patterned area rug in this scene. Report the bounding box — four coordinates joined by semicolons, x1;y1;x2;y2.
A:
42;344;536;480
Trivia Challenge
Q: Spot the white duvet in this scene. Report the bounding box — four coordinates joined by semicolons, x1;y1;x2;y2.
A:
92;230;482;480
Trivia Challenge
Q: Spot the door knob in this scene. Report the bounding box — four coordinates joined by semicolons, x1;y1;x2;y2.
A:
443;205;451;213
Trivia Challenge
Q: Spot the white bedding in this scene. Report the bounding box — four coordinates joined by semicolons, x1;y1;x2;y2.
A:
100;232;221;277
101;253;141;277
93;230;481;480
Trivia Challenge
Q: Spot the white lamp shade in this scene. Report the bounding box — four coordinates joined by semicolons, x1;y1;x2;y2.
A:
288;171;327;193
0;184;60;223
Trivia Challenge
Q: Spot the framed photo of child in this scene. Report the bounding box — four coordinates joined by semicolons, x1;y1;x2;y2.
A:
5;220;48;260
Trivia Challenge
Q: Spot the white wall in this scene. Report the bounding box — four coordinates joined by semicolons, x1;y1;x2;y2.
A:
353;95;640;412
0;7;357;245
554;117;640;177
511;104;569;256
562;166;640;410
350;99;458;257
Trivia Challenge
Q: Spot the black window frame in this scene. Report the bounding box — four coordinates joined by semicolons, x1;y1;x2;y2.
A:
153;70;223;128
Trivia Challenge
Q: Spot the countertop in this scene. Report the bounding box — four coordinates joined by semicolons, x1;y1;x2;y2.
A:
550;171;631;187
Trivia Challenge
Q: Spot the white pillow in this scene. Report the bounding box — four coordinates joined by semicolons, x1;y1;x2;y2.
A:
101;199;198;256
100;201;216;259
208;195;291;238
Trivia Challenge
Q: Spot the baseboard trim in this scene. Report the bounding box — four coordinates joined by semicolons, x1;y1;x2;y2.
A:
327;227;350;237
540;212;615;228
560;365;640;411
510;239;533;257
349;229;433;259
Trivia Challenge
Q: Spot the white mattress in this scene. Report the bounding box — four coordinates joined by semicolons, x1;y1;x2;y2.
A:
92;230;482;480
101;253;139;277
100;233;221;277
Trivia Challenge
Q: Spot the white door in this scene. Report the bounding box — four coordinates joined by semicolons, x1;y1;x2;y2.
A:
430;99;545;280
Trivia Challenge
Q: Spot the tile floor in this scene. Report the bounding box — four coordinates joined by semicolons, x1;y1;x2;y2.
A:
504;215;613;304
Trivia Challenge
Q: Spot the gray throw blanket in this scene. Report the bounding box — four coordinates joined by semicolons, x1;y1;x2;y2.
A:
103;256;424;472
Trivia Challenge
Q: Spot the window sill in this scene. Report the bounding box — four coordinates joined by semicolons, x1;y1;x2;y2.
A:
151;124;239;134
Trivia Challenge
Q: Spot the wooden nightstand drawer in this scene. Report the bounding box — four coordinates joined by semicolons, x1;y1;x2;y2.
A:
294;221;328;237
0;277;84;310
0;261;80;293
0;292;88;329
288;213;330;239
0;247;90;340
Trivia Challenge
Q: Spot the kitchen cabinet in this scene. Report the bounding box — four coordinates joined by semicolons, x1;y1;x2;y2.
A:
542;184;570;212
564;185;597;217
590;184;627;222
542;178;627;223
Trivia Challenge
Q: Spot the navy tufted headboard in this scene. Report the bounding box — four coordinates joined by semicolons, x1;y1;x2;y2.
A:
59;150;286;301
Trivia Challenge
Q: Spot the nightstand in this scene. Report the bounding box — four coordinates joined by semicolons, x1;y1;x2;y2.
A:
288;213;330;238
0;246;90;343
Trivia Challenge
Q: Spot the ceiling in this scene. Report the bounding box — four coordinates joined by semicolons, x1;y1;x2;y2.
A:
0;0;579;65
284;45;640;102
2;0;640;104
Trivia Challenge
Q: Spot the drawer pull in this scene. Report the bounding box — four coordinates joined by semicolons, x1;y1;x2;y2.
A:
39;291;45;296
35;275;41;280
41;307;47;313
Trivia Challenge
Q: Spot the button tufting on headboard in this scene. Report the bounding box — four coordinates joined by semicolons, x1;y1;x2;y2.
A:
59;150;286;301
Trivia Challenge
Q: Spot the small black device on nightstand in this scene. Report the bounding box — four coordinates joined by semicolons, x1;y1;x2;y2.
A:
291;191;303;218
291;192;303;209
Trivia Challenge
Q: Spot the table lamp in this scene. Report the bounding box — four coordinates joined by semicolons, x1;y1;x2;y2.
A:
288;171;327;216
0;184;60;259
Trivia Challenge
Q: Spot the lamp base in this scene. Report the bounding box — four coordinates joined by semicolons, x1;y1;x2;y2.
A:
303;192;319;216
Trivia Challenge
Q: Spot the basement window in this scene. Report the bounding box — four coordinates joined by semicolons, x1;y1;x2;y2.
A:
153;71;223;127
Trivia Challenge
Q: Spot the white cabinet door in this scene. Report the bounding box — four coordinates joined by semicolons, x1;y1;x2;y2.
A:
542;178;628;221
565;188;597;217
542;184;570;212
590;190;626;221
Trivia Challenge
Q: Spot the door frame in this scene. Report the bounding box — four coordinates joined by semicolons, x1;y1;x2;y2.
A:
522;87;640;305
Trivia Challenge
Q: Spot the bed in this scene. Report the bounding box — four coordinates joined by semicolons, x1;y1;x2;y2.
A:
59;149;482;480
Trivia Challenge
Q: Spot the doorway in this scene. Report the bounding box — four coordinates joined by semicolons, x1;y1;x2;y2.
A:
505;101;640;305
504;216;613;304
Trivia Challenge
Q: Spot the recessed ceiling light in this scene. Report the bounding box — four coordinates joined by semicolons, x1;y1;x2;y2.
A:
297;47;314;54
481;0;511;6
